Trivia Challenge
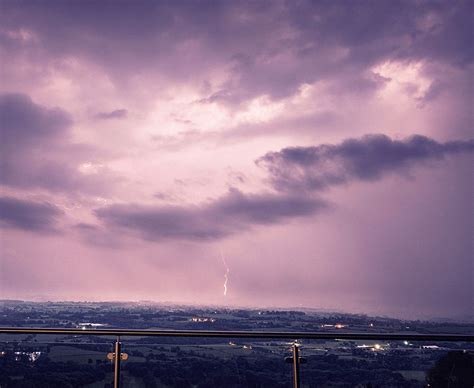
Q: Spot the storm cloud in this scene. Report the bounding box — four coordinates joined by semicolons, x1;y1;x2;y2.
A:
0;93;117;194
95;188;327;241
0;93;72;145
0;196;63;232
257;134;474;192
1;1;472;103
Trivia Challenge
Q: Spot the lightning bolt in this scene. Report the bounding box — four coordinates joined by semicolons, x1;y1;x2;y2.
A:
220;250;230;297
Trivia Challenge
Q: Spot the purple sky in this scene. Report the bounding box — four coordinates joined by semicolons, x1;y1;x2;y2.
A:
0;0;473;320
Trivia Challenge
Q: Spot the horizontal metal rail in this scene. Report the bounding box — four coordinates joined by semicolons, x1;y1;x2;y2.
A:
2;327;472;388
0;327;472;342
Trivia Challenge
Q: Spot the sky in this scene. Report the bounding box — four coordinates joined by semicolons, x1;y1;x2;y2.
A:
0;0;473;320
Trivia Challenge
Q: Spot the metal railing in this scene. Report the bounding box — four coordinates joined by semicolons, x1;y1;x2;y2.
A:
1;327;473;388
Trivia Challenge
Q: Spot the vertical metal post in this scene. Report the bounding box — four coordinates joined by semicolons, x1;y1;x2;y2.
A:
292;344;301;388
114;336;121;388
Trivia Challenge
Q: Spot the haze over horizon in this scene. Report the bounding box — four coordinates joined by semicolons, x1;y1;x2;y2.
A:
0;0;473;321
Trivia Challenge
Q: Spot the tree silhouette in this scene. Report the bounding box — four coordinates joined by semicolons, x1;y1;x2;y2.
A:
427;351;473;388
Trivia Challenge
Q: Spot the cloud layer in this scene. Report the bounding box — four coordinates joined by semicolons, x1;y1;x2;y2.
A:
1;1;472;104
0;196;62;232
257;134;474;192
95;188;326;241
0;93;72;145
0;93;116;194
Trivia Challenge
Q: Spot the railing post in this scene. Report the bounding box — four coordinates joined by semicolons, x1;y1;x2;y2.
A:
114;336;121;388
292;344;301;388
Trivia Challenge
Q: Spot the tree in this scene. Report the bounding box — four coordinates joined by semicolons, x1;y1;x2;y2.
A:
427;351;474;388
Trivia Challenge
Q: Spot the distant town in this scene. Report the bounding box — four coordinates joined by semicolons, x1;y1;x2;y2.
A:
1;300;473;387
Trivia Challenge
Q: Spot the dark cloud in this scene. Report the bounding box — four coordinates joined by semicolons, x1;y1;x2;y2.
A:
0;93;117;193
204;0;472;101
95;109;128;120
0;92;73;190
95;188;327;241
1;1;471;103
257;134;474;192
0;93;72;146
0;196;63;232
